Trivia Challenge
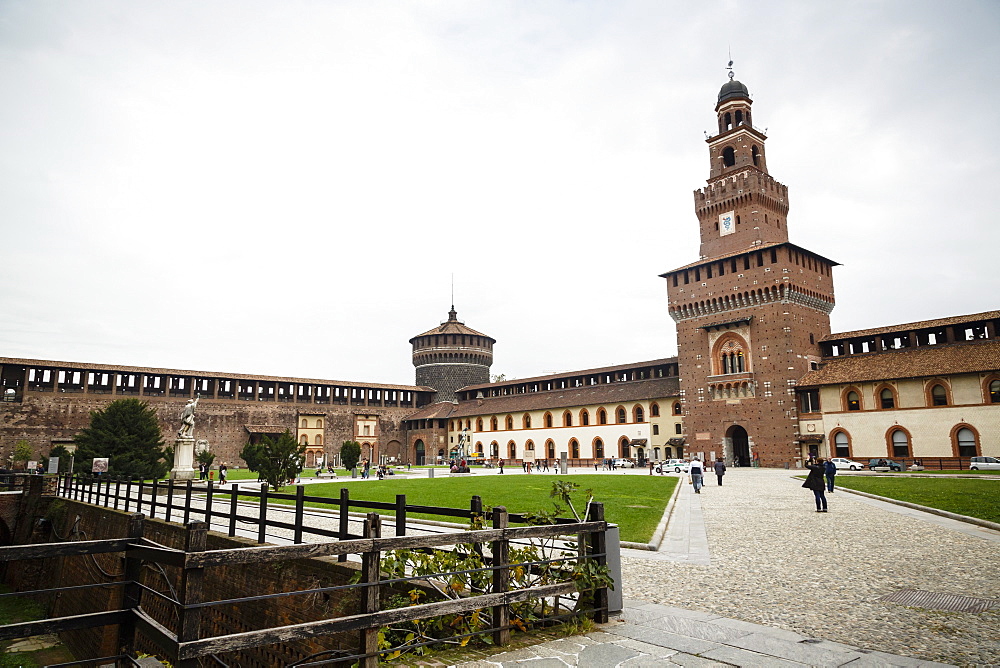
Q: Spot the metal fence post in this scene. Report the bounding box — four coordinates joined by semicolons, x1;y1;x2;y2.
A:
338;487;350;562
150;479;158;519
395;494;406;537
491;506;510;647
205;480;214;529
360;513;382;668
114;477;121;510
294;486;305;544
183;480;193;525
165;480;174;523
228;484;238;537
125;477;133;513
257;484;268;544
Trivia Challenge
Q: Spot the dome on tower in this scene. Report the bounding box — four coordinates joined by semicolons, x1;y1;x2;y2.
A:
718;79;750;104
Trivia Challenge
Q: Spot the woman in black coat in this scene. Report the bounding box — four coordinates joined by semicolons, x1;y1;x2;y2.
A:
802;458;828;512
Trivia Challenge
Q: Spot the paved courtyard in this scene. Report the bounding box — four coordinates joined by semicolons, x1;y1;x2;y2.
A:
458;467;1000;667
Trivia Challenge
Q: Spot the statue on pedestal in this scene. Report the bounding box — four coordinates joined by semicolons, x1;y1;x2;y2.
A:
178;395;200;439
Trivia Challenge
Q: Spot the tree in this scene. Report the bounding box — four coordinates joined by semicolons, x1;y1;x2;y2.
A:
72;398;167;479
239;441;265;481
244;431;304;490
12;439;33;468
341;440;361;471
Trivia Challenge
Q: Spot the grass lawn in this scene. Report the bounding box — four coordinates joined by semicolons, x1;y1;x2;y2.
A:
912;470;997;475
834;476;1000;524
283;475;678;544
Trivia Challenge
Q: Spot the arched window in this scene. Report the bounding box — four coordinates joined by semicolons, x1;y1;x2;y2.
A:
508;442;517;459
722;146;736;167
301;418;308;428
546;440;555;459
526;440;534;452
833;430;850;458
617;408;627;424
989;379;1000;403
653;447;660;460
300;435;308;445
954;426;978;457
476;418;483;431
570;440;580;459
673;402;682;416
315;434;322;446
523;414;532;429
563;411;573;427
889;429;910;457
316;419;323;428
598;408;607;425
634;405;644;423
544;413;553;428
491;416;498;431
594;438;604;459
930;383;949;406
879;387;895;409
505;415;513;430
751;145;760;166
619;437;630;458
846;390;861;411
581;409;590;426
715;335;748;375
650;403;660;417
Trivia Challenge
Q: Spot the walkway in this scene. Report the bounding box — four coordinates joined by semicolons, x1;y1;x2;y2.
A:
457;468;1000;667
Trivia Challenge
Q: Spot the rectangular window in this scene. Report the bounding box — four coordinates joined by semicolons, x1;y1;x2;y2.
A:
652;425;659;435
798;389;820;413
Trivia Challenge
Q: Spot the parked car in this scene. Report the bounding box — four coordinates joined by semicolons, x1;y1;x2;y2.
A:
868;458;903;472
657;459;689;473
969;456;1000;471
612;458;636;469
830;457;865;471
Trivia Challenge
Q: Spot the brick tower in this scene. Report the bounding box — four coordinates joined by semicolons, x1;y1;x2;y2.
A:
410;307;495;403
661;70;838;466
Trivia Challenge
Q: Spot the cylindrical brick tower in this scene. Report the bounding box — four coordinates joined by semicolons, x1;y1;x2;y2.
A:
410;307;495;403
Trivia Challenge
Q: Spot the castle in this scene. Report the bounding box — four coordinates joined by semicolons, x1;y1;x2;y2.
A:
2;74;997;469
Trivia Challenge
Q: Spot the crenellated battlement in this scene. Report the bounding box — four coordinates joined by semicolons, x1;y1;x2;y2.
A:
694;170;787;205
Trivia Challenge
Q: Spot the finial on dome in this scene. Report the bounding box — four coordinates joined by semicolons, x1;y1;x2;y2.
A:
727;54;735;81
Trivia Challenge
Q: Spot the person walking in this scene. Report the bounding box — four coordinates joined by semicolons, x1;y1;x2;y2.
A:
803;458;829;512
689;458;704;493
713;457;726;486
219;462;228;485
498;459;504;474
824;458;837;493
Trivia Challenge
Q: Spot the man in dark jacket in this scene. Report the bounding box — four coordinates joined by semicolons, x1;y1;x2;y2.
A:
824;458;837;492
713;457;726;486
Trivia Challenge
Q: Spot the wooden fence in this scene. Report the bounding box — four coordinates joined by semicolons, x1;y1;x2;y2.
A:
1;475;610;667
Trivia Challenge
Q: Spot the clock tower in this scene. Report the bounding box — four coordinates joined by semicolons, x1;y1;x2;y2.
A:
661;69;838;467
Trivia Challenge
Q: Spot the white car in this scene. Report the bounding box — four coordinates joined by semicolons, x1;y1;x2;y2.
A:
658;459;689;473
830;457;865;471
612;458;635;469
970;456;1000;471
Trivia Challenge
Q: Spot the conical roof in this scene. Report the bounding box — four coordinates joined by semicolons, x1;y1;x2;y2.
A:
409;307;494;342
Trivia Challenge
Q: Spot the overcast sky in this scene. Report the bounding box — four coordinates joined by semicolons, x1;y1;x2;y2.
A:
2;1;997;386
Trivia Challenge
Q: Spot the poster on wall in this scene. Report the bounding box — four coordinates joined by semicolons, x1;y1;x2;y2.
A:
48;457;59;474
92;458;109;473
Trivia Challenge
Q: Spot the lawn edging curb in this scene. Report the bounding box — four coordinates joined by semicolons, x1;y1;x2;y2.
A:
620;475;682;551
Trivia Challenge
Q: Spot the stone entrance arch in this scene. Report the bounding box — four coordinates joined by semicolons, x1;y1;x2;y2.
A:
414;439;425;465
728;425;751;467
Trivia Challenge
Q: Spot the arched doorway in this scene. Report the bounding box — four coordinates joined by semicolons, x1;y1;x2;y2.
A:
728;425;750;467
414;439;425;466
619;437;630;458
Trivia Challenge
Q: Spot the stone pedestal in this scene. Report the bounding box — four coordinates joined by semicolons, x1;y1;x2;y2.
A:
170;437;198;481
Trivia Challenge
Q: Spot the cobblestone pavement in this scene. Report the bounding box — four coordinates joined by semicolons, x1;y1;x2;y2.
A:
456;468;1000;667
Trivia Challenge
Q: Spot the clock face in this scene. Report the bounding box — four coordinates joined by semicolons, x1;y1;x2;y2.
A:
719;210;735;236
